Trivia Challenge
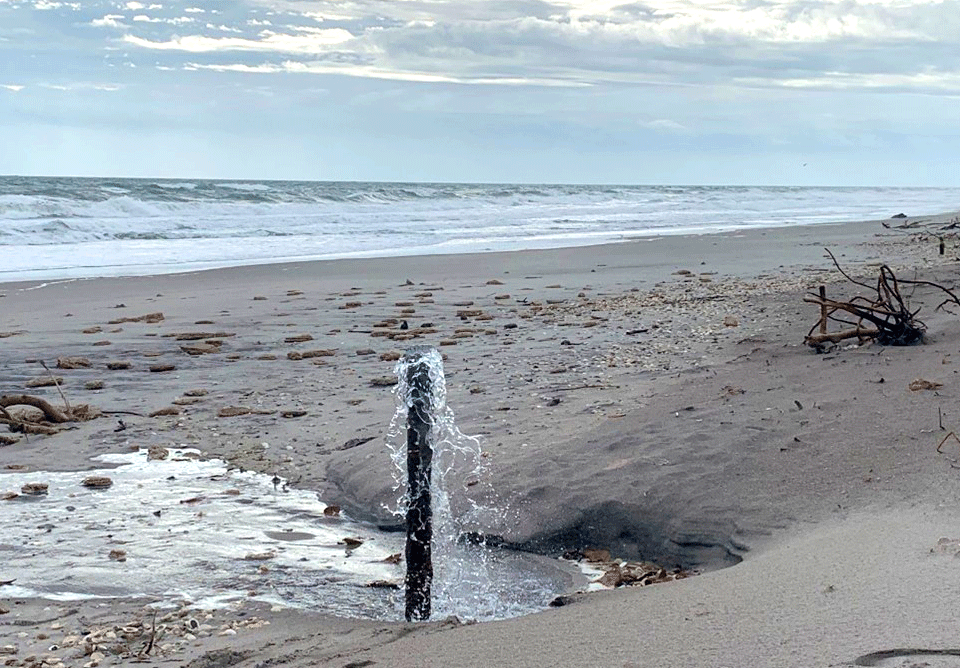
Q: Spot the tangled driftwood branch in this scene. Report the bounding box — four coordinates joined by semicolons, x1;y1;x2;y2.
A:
804;249;960;348
0;394;98;435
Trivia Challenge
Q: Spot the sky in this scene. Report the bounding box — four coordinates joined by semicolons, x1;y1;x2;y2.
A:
0;0;958;185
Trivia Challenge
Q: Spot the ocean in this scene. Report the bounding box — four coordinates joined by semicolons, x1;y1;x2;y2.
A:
2;176;958;282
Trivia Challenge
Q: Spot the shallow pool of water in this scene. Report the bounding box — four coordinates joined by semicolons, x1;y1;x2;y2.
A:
0;449;579;621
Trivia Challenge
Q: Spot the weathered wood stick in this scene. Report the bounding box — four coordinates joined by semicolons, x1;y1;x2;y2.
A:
0;394;72;423
819;286;827;334
805;328;879;344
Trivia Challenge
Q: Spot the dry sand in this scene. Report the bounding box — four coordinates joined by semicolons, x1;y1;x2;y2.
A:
4;211;960;667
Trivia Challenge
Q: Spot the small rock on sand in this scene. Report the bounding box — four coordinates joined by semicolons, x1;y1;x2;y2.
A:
287;349;336;360
218;406;251;417
26;376;63;388
82;476;113;489
370;376;397;387
56;357;90;369
84;380;105;390
379;351;401;361
20;483;48;496
180;343;220;355
108;549;127;562
284;334;313;343
149;364;176;372
106;361;131;370
147;445;169;461
280;410;307;418
149;406;181;417
184;388;209;397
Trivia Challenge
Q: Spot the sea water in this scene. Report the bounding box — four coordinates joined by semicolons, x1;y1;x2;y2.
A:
2;176;959;281
0;447;578;620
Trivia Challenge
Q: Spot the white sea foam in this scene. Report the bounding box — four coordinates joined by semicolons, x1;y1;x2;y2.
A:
1;178;958;281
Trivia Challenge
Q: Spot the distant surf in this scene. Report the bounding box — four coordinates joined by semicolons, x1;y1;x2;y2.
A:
2;176;958;281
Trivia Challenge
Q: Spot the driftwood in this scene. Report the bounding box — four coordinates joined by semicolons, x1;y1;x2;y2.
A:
0;393;97;435
804;250;960;348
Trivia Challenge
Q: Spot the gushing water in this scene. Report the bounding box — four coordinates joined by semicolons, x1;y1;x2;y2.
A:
386;348;576;621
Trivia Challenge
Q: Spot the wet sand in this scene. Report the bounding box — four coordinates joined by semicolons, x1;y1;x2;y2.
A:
4;211;960;667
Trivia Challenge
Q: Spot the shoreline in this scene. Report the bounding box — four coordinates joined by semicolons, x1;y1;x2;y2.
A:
1;209;953;285
4;208;960;666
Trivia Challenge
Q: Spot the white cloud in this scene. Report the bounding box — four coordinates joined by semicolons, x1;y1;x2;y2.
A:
187;60;590;86
123;28;354;53
133;14;194;25
1;84;25;92
90;14;126;28
125;1;144;9
641;119;688;132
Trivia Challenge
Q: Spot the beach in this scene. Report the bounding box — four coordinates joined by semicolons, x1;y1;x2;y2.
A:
4;210;960;667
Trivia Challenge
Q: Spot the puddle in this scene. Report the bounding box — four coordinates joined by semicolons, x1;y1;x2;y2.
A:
0;449;580;620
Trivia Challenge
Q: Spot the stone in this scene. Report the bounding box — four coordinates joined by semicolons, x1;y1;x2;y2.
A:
184;388;209;397
149;407;180;417
147;446;169;461
107;312;164;324
909;378;942;391
106;361;131;370
172;397;202;406
20;483;48;496
180;344;220;355
370;376;397;387
323;505;341;517
379;351;401;361
284;334;313;343
280;410;307;418
486;279;504;285
355;349;376;356
287;349;336;360
56;357;90;369
173;331;235;340
723;315;739;327
218;406;251;417
0;492;17;501
84;380;105;390
26;376;63;388
108;549;127;561
82;476;113;489
581;548;610;562
149;364;176;372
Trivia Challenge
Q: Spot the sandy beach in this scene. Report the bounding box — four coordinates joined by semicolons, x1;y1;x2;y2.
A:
5;211;960;667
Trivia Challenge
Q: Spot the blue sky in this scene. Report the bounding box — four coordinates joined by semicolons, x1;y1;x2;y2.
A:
1;0;959;185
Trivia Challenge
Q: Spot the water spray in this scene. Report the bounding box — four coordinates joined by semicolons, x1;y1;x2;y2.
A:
402;346;434;621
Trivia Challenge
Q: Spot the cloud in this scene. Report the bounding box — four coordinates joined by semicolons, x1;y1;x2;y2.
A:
90;14;127;28
94;0;959;94
1;84;25;92
641;118;688;133
123;27;354;53
187;59;590;86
